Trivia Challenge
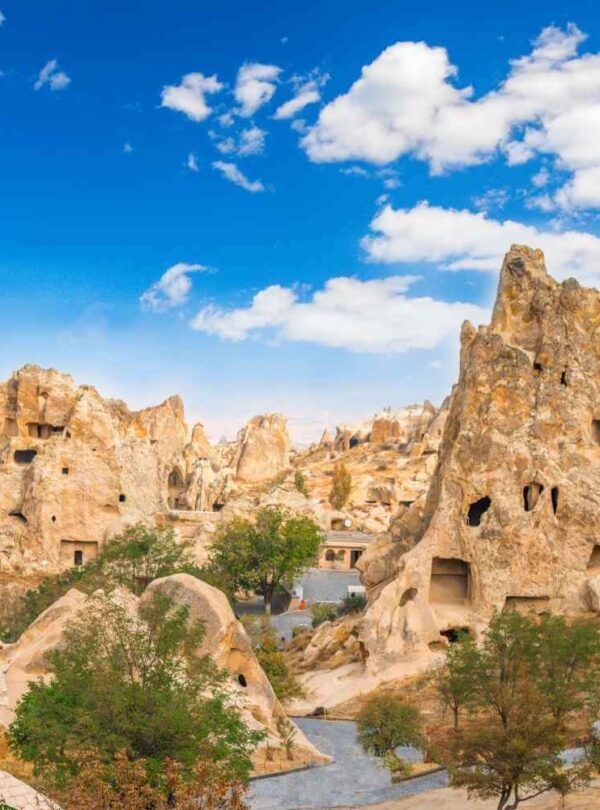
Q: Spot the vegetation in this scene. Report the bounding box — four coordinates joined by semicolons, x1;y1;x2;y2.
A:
310;603;338;628
435;612;600;809
8;591;262;804
328;462;352;510
356;694;425;779
207;506;323;613
244;619;305;705
0;525;205;642
294;470;308;497
338;594;367;615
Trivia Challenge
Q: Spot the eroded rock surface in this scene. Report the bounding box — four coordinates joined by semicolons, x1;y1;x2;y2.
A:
360;245;600;675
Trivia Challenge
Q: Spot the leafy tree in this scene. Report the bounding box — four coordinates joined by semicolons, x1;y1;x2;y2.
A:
8;592;262;795
0;525;200;641
328;463;352;510
431;632;479;731
207;507;323;613
294;471;308;497
439;611;599;809
356;694;425;779
98;523;197;595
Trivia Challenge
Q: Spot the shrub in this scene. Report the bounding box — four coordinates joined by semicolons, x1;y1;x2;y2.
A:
338;594;367;615
311;603;338;628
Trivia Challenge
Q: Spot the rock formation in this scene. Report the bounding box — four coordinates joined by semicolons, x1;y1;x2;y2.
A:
359;245;600;675
232;414;291;483
0;574;329;774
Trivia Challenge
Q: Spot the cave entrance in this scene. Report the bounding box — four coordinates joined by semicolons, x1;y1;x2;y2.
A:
504;595;551;615
14;449;37;465
440;627;470;643
60;539;99;567
429;558;471;605
551;487;559;515
593;420;600;445
167;468;187;510
467;496;491;527
523;483;544;512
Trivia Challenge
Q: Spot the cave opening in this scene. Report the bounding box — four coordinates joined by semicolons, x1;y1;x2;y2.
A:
523;483;544;512
14;449;37;465
551;487;559;515
467;496;491;527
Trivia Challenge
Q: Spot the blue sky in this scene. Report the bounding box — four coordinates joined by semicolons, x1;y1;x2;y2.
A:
2;1;600;442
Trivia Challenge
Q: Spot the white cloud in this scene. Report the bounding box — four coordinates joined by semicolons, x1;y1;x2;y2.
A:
472;188;509;212
212;126;266;157
302;24;600;209
140;263;207;312
34;59;70;91
187;152;199;172
532;167;550;187
212;161;265;192
362;201;600;284
274;73;328;119
0;11;6;25
190;275;487;354
234;62;281;117
161;72;222;122
123;142;134;154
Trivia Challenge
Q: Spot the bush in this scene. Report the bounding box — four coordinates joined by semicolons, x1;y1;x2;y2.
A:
311;603;338;628
339;594;367;615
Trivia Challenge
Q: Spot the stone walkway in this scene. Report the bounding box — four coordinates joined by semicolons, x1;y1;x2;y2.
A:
0;770;59;809
248;719;447;810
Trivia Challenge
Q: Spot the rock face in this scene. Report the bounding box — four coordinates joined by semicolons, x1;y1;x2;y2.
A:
0;366;188;583
232;414;291;483
360;245;600;673
0;574;329;774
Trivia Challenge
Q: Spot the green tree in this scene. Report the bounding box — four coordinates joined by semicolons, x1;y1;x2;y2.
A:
356;694;425;780
440;612;598;810
294;471;308;497
98;523;197;595
431;632;479;732
328;463;352;510
8;592;262;794
207;507;323;614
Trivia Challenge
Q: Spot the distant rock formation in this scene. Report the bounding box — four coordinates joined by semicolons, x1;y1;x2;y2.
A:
232;414;291;483
359;245;600;674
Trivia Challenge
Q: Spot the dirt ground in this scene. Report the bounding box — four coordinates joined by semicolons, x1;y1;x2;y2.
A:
342;779;600;809
342;779;600;810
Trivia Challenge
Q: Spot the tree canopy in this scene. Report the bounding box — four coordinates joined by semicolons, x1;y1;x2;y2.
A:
435;611;600;810
8;591;262;798
207;506;323;612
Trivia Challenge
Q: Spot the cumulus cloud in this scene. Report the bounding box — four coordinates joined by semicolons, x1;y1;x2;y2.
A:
161;72;222;122
302;24;600;208
34;59;70;91
234;62;281;117
140;263;207;311
190;275;488;354
362;201;600;284
212;161;265;192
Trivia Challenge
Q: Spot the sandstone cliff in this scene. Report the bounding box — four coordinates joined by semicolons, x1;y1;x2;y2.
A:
359;245;600;675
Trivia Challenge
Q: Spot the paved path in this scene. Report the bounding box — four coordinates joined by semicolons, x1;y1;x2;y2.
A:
248;719;447;810
295;569;361;605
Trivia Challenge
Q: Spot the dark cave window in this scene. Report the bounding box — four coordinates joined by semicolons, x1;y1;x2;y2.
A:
467;496;491;527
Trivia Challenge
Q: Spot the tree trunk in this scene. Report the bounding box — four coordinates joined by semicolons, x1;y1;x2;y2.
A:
264;586;273;615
